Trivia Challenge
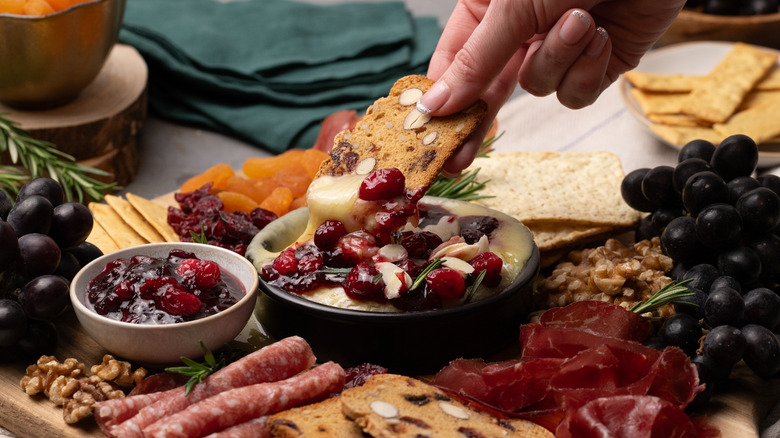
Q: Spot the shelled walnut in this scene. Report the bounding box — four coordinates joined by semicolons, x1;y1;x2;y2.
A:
20;354;148;424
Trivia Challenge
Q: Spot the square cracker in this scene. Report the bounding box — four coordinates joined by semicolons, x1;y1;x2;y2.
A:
650;124;723;146
468;151;641;227
317;75;487;191
623;71;703;93
126;192;180;242
104;194;166;244
680;42;778;123
713;100;780;144
630;89;688;115
86;220;119;254
88;202;148;249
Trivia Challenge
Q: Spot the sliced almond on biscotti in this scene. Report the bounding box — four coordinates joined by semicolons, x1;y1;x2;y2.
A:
317;74;488;192
267;396;364;438
340;374;554;438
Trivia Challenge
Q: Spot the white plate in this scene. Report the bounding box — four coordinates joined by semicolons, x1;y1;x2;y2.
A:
619;41;780;168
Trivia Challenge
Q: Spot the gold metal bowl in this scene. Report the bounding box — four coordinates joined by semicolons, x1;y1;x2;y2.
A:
0;0;126;109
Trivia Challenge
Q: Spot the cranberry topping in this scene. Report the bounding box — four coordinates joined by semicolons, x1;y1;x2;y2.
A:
459;216;500;244
425;268;466;299
314;220;348;250
86;250;243;325
272;248;299;277
344;262;383;300
359;168;405;201
469;252;504;287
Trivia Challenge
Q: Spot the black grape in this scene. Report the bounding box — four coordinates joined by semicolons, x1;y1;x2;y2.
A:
736;187;780;235
673;158;711;194
621;168;657;212
661;216;704;261
651;207;680;235
16;177;64;207
0;189;12;220
19;275;71;320
16;319;57;359
743;288;780;329
642;166;678;207
726;176;761;205
744;233;780;280
6;195;54;237
673;286;707;320
49;202;94;250
682;171;728;216
717;246;762;286
758;174;780;196
0;221;19;271
678;139;716;162
710;134;758;181
68;241;103;267
54;252;81;281
17;233;61;278
704;287;745;327
741;324;780;378
659;313;702;355
683;263;720;292
695;203;742;249
0;299;27;347
702;325;746;368
691;353;732;386
710;275;742;295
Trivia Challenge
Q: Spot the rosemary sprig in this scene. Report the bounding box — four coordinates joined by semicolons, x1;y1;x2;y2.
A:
464;269;486;305
630;279;695;316
426;131;503;201
0;114;116;202
409;258;445;291
189;225;209;244
165;342;244;396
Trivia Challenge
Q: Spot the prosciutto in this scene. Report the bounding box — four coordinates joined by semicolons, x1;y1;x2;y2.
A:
94;336;316;437
143;361;345;438
432;301;710;437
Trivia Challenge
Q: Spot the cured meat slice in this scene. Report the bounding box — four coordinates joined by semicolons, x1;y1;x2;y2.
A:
647;347;704;407
556;395;699;438
95;336;315;437
520;323;658;360
203;416;270;438
430;358;490;401
143;361;346;438
482;357;564;412
538;300;650;342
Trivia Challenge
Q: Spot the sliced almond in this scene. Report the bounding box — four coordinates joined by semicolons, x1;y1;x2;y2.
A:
376;262;412;300
355;157;377;175
438;401;470;420
376;244;408;263
422;215;459;241
442;257;475;275
370;400;399;418
398;88;423;106
403;108;432;130
422;131;438;145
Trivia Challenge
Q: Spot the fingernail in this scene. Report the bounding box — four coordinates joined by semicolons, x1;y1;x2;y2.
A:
418;80;450;114
586;26;608;57
560;10;591;46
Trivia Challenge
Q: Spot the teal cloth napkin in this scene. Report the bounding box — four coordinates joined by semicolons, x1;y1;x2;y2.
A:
119;0;441;153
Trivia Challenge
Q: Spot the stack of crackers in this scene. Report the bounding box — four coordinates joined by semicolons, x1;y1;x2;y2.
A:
467;151;641;267
87;193;179;254
625;42;780;146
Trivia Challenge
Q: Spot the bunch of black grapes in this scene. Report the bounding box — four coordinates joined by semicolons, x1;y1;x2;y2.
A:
621;134;780;398
0;178;103;359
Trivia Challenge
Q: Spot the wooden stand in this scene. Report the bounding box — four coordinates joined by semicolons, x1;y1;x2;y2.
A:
0;44;148;186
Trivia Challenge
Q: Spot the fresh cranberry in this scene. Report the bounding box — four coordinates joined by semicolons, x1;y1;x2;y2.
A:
114;281;135;301
314;220;348;250
396;258;424;278
344;262;383;300
154;283;202;316
359;168;405;201
250;207;278;229
298;251;324;274
272;248;299;276
260;264;279;281
470;252;503;287
195;260;221;289
140;277;178;300
327;231;378;267
176;258;200;282
374;211;408;233
425;268;466;299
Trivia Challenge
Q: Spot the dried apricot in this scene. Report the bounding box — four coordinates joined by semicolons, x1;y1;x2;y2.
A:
0;0;26;14
45;0;78;11
242;150;305;179
23;0;55;14
180;163;234;194
253;178;282;201
301;149;328;180
217;191;259;215
272;165;311;198
224;176;266;204
290;196;307;211
259;186;294;217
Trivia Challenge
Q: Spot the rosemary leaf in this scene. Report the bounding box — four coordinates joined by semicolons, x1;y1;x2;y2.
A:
631;279;695;316
410;258;445;291
464;269;486;304
0;113;117;201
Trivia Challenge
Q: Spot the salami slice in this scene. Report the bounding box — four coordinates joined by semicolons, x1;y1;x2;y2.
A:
143;361;346;438
203;416;270;438
95;336;315;437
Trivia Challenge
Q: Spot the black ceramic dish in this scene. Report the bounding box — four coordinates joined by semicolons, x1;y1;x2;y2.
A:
254;246;539;375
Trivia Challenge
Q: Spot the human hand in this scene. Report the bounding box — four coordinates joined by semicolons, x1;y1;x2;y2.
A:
421;0;685;175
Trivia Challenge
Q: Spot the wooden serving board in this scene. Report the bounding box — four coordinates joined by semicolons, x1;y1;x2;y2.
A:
0;44;148;187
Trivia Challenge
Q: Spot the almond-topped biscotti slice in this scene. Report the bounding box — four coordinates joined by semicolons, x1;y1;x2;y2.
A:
340;374;554;438
267;396;365;438
317;74;488;191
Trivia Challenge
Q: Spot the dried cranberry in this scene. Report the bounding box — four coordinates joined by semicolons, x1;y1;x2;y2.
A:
344;262;383;300
459;216;499;244
396;258;424;278
470;252;503;287
192;195;224;218
174;183;213;213
344;363;388;389
392;285;441;311
425;268;466;299
220;211;259;241
314;220;348;250
419;231;443;252
167;207;199;235
272;248;299;276
359;168;405;201
250;207;278;229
